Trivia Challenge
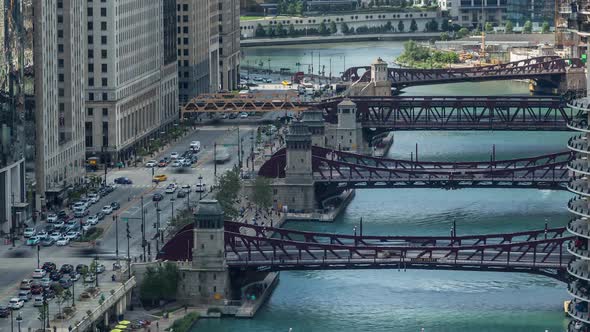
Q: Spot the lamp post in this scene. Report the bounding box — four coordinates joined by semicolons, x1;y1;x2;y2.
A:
94;255;99;288
170;198;175;222
114;215;119;265
186;189;191;210
198;175;203;200
155;202;161;254
71;275;75;307
15;313;21;332
141;196;146;262
101;146;109;187
36;244;40;268
10;305;13;332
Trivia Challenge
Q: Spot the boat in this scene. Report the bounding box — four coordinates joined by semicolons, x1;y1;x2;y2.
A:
564;300;571;316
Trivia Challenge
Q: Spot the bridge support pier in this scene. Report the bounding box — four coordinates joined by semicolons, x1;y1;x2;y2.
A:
325;99;369;154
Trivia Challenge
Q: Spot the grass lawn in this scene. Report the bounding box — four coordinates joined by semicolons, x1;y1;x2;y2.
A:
240;15;264;21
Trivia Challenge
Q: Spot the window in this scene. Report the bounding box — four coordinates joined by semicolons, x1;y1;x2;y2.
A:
88;78;94;86
88;36;93;44
58;74;64;82
88;50;94;58
101;64;107;72
101;22;107;31
88;108;94;116
210;235;214;240
101;50;107;59
101;78;108;86
88;93;94;101
102;92;107;100
100;7;106;16
88;63;94;72
102;108;108;116
101;36;107;45
87;8;93;16
88;22;93;30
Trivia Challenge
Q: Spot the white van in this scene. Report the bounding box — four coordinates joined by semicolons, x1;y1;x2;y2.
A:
190;141;201;152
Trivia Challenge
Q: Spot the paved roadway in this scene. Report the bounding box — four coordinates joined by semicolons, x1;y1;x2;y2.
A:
0;124;261;330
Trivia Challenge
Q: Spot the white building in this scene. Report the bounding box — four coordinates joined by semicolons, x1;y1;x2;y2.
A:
85;0;179;162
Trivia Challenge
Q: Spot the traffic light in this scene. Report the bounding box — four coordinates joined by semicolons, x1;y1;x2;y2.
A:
126;221;131;239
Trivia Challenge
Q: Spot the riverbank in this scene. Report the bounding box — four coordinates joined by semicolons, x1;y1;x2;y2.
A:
241;32;440;47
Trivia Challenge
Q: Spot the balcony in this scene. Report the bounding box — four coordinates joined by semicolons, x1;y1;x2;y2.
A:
570;158;590;176
569;217;590;238
568;135;590;153
568;119;590;133
568;241;590;259
569;259;590;282
568;300;590;324
568;280;590;302
568;97;590;111
569;178;590;197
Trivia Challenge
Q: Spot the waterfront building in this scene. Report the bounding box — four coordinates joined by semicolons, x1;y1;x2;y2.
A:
2;0;28;234
34;0;87;207
85;0;179;163
440;0;553;28
556;0;590;58
219;0;241;91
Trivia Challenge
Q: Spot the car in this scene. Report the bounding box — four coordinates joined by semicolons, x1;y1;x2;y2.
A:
47;214;58;223
58;278;72;289
24;227;36;238
33;297;44;307
87;215;99;225
76;264;89;274
0;306;10;317
229;112;238;119
165;184;177;194
111;202;121;210
195;182;207;193
239;112;248;118
254;76;263;82
264;78;272;83
48;232;61;242
8;298;24;310
43;289;55;299
53;220;65;230
59;264;74;274
153;174;167;182
41;237;54;247
69;272;80;281
152;193;164;202
26;236;40;246
182;159;192;167
96;211;105;220
95;264;106;274
73;207;89;218
145;160;157;167
88;193;100;204
32;269;47;279
79;198;90;208
49;271;63;281
190;141;201;152
171;160;181;167
30;283;43;294
180;184;191;193
65;231;80;240
101;205;113;214
40;277;52;288
42;262;56;273
82;223;91;232
114;177;132;184
18;290;31;302
84;274;96;283
56;237;70;246
57;210;67;219
20;279;33;290
170;152;179;159
177;190;187;198
158;159;167;167
36;230;48;239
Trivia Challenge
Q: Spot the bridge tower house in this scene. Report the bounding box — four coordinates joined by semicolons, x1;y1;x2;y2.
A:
176;199;232;306
268;121;317;212
301;109;326;147
348;57;391;97
325;99;368;154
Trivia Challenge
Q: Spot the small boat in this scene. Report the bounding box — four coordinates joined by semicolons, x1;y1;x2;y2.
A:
564;300;571;316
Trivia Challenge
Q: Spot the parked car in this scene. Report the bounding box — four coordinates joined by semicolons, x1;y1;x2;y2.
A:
195;182;207;192
24;228;36;238
58;278;72;289
87;215;99;225
158;160;167;167
40;277;52;288
76;264;89;274
0;306;10;317
36;230;48;239
171;160;181;167
190;141;201;152
41;238;54;247
84;274;96;283
49;271;62;281
165;183;177;194
101;205;113;215
32;269;47;279
26;236;40;246
153;174;167;182
33;297;44;307
47;214;58;223
30;284;44;295
111;202;120;210
42;262;56;273
8;298;24;310
19;279;33;290
60;264;74;274
65;231;80;240
57;210;67;219
239;112;249;118
95;264;106;274
69;272;80;281
145;160;157;168
170;152;179;159
97;211;105;220
18;290;31;302
56;237;70;246
53;220;65;230
177;190;187;198
49;232;61;242
114;177;132;184
152;193;164;202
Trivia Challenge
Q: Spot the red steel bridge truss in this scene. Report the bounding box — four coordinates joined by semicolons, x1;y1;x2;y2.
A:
340;56;584;90
258;147;573;192
158;222;574;281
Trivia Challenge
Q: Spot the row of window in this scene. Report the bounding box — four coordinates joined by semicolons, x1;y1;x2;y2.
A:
242;13;430;29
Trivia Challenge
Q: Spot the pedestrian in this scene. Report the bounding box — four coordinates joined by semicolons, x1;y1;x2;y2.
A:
184;304;187;313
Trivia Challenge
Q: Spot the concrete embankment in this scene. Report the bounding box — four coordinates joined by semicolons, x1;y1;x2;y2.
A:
241;32;440;47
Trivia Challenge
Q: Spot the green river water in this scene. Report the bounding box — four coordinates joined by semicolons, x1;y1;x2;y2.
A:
195;42;574;332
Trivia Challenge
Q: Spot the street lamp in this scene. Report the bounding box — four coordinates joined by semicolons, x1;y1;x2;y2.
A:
170;198;175;222
114;215;119;265
36;245;40;268
198;175;203;200
15;312;21;332
94;255;99;288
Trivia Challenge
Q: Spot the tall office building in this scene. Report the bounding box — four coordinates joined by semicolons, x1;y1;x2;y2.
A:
85;0;179;162
1;0;27;234
177;0;240;103
34;0;86;207
161;0;180;130
440;0;554;28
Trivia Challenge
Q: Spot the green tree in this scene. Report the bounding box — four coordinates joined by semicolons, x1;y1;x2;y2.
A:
140;263;180;306
410;19;418;32
38;305;48;329
400;0;407;7
457;27;470;38
318;22;328;35
484;22;493;33
341;22;350;34
523;20;533;33
277;23;286;36
426;19;438;32
266;25;275;37
440;32;450;41
252;176;273;209
255;24;266;37
288;24;296;36
504;20;513;33
329;21;337;34
398;20;405;32
368;0;374;7
441;19;450;32
385;21;393;32
541;21;550;33
215;166;241;217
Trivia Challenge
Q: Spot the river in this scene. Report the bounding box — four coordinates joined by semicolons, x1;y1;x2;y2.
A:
195;42;573;332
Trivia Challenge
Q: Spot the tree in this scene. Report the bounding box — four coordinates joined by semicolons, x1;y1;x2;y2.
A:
277;23;286;36
410;19;418;32
368;0;374;7
255;24;266;37
215;166;241;217
140;263;180;306
38;305;48;329
504;20;513;33
318;22;328;35
341;22;350;34
440;32;450;41
400;0;407;7
541;21;550;34
288;24;296;36
252;176;273;209
266;25;275;37
329;21;337;34
484;22;493;33
523;20;532;34
385;21;393;32
426;19;438;32
441;19;450;32
398;20;405;32
457;27;470;38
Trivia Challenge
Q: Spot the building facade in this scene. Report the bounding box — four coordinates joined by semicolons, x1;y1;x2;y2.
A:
439;0;553;28
1;0;27;235
85;0;179;162
219;0;240;91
